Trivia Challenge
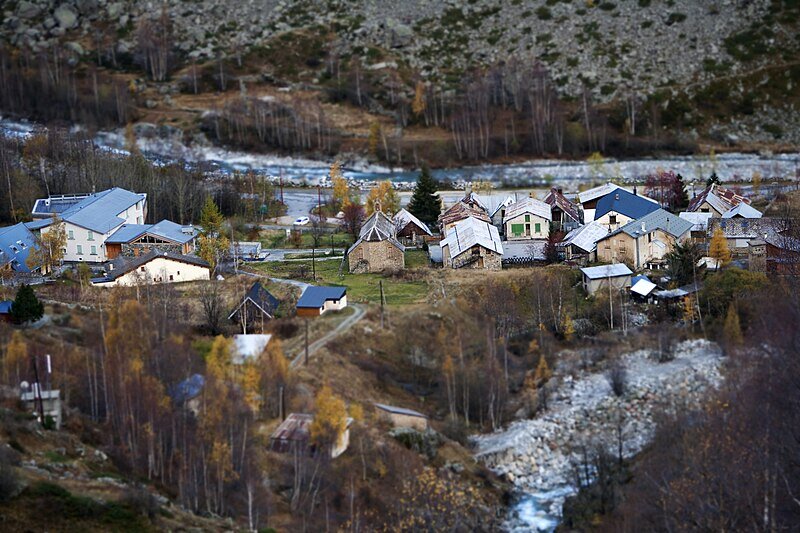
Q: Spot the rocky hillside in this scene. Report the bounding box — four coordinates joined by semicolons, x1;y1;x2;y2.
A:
2;0;800;160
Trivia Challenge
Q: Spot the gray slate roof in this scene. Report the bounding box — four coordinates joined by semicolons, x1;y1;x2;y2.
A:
502;197;552;223
348;211;404;254
560;222;609;254
616;209;694;239
581;263;633;279
93;251;209;282
106;220;197;244
40;188;146;234
441;216;503;259
374;403;428;419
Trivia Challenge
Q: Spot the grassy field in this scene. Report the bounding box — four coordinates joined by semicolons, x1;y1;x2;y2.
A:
263;229;354;250
251;252;430;305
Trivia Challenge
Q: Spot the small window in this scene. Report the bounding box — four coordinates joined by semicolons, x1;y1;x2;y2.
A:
524;215;530;222
169;275;174;281
90;246;97;255
609;215;617;225
648;233;652;243
87;230;94;241
535;223;541;233
68;230;74;240
177;271;180;276
76;244;83;255
140;266;146;272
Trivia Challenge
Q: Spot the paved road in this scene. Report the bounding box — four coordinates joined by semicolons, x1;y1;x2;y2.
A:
289;303;365;368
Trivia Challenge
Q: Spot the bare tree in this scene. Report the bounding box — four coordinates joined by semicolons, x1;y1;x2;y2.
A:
199;282;225;335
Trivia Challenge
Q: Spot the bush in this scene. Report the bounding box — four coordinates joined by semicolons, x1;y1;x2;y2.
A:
606;360;627;397
535;6;553;19
270;318;299;339
0;446;20;502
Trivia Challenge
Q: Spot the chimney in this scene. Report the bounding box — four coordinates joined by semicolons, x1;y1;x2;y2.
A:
108;263;114;271
633;185;638;196
615;193;620;200
641;222;646;233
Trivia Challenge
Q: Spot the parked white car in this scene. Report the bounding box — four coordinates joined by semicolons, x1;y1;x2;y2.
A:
293;216;310;226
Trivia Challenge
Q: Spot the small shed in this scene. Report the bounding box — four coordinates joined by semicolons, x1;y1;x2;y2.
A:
374;403;428;431
580;263;633;296
296;286;347;317
20;388;62;430
269;413;353;458
630;275;657;301
228;281;281;329
0;300;12;323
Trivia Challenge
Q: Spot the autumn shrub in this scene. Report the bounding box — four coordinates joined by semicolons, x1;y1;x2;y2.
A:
270;318;299;339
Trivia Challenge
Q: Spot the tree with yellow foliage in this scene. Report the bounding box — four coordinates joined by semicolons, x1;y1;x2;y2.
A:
365;180;400;216
752;170;762;196
331;160;350;210
412;81;426;117
310;384;347;452
368;122;381;156
27;214;66;274
561;313;575;342
534;354;552;384
709;226;731;267
3;330;28;386
723;302;743;348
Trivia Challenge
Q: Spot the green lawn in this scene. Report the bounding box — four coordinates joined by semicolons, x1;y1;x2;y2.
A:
265;230;354;250
251;254;429;305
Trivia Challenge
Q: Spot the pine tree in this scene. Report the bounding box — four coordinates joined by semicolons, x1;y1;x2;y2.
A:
198;196;229;271
10;284;43;324
672;173;690;210
706;172;720;187
709;226;731;267
407;165;441;226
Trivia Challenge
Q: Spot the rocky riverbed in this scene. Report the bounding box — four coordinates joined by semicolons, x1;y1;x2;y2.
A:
474;339;725;531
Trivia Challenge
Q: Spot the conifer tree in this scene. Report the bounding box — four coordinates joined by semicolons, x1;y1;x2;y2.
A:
198;196;229;271
11;284;43;324
407;165;441;226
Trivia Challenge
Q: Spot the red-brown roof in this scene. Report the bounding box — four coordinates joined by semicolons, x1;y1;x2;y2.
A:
544;188;582;223
687;184;751;213
437;202;490;229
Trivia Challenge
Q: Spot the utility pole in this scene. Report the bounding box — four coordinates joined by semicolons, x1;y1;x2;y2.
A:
312;246;316;280
379;280;385;329
31;355;45;426
608;272;614;330
279;168;285;204
317;184;322;216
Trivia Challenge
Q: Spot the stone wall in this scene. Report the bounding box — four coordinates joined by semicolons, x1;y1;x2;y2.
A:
348;240;404;273
445;246;502;271
121;242;186;258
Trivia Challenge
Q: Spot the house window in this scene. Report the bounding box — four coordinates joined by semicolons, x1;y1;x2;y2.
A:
472;247;481;255
511;223;525;237
169;275;174;281
535;223;541;234
140;267;146;272
648;233;652;243
90;246;97;255
68;230;74;240
524;215;530;222
609;215;617;225
76;245;83;255
177;271;180;276
87;230;94;241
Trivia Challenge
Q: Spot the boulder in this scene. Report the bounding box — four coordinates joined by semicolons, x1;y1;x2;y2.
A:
54;4;79;30
16;1;41;19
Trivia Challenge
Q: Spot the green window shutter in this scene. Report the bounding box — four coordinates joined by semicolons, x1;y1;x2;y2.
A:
535;223;541;233
511;224;525;236
525;215;530;222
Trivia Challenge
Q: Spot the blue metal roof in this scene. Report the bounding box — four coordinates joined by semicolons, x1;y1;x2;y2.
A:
59;188;146;233
31;195;89;217
594;189;660;220
25;219;53;231
107;220;196;244
170;374;205;403
105;224;149;243
296;286;347;308
0;222;37;273
0;300;12;314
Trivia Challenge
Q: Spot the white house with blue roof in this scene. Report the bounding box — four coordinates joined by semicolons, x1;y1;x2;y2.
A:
34;188;147;263
593;189;660;232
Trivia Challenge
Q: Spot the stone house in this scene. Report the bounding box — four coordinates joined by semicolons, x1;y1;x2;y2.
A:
502;197;552;240
374;403;428;431
687;183;752;217
437;197;491;234
595;209;693;270
441;216;503;270
347;211;405;273
707;218;787;257
544;188;583;231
